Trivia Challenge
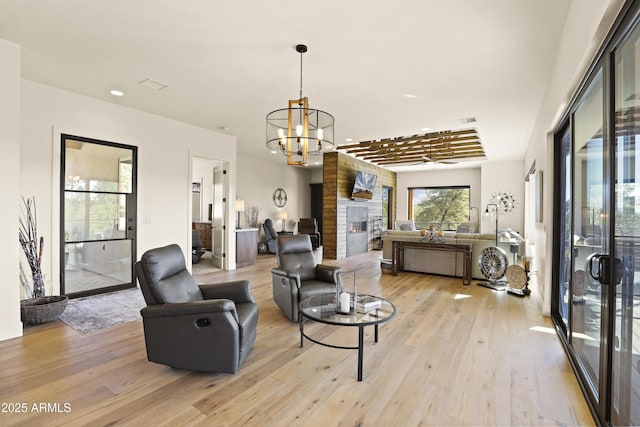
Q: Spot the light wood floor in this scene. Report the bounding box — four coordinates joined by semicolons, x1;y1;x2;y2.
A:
0;250;593;426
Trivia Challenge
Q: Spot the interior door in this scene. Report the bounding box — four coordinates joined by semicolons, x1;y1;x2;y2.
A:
61;134;137;297
211;167;226;269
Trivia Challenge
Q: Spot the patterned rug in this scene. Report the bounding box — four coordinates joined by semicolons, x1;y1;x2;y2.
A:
59;288;146;334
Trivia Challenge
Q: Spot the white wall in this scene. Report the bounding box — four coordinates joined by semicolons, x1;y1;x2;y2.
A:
480;161;525;234
310;167;323;184
237;153;312;238
0;40;22;340
523;0;625;314
18;79;239;301
396;167;482;224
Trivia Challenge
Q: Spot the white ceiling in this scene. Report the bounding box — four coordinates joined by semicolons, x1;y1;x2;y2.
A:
0;0;572;171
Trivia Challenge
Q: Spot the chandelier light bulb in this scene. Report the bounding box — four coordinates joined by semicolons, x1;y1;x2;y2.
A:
317;128;324;141
296;124;303;137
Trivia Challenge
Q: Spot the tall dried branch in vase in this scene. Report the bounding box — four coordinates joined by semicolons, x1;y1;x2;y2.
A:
245;206;260;228
18;197;45;298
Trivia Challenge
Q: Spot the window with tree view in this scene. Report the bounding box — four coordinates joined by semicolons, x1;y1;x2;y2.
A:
408;186;470;231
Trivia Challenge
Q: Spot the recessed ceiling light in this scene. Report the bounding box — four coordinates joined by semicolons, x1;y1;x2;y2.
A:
110;90;124;97
345;138;353;142
270;150;277;154
421;127;430;132
459;116;477;124
402;93;418;99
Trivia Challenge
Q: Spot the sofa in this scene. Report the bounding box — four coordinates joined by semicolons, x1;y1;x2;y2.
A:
382;223;523;280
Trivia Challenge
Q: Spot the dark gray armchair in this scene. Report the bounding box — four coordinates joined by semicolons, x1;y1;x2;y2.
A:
135;244;258;373
192;229;206;264
271;234;341;322
263;218;278;254
298;218;321;249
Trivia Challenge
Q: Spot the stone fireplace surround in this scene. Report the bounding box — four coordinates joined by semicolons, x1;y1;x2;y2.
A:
346;206;368;257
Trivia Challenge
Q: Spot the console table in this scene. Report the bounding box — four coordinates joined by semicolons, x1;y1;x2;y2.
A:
391;240;473;285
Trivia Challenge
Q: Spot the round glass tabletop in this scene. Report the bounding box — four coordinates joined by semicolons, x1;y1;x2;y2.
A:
299;293;396;326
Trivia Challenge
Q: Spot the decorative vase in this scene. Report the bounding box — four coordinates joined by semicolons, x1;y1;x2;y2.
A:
336;271;356;315
20;295;69;325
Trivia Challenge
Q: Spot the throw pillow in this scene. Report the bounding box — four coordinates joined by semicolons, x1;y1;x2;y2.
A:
456;223;471;233
456;222;479;234
399;224;413;231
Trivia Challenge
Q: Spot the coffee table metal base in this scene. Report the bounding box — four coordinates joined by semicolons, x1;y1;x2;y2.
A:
299;321;379;382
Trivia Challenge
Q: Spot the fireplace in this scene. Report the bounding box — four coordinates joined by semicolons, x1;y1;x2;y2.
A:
347;206;368;257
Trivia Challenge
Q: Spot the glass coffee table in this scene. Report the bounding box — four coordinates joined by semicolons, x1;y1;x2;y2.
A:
298;293;396;381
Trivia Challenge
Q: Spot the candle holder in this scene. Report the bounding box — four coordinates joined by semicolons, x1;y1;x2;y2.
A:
336;270;356;315
523;258;531;296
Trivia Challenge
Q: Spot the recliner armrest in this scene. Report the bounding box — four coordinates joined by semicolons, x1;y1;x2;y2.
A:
316;264;341;283
199;280;255;303
141;299;236;319
271;267;301;288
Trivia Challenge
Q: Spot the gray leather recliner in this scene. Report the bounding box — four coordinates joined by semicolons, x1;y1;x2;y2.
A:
263;218;278;254
135;244;258;373
271;234;341;322
298;218;321;249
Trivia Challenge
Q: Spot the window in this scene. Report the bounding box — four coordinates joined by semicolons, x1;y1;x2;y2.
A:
408;186;470;231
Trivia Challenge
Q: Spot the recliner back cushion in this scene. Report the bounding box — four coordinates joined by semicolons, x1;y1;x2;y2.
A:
263;218;278;240
298;218;318;234
279;253;317;280
139;244;203;304
276;235;317;281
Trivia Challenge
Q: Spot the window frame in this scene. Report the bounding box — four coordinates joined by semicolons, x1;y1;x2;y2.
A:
407;185;471;231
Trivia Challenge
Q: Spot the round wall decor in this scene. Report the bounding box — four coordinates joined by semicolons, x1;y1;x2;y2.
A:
273;188;287;207
506;265;527;290
492;191;518;214
478;246;509;282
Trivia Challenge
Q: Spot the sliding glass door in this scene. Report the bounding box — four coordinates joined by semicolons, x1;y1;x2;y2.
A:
572;69;610;408
611;20;640;425
61;134;137;297
553;4;640;425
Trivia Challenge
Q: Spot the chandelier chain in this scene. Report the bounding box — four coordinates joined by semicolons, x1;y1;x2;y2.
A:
299;49;303;101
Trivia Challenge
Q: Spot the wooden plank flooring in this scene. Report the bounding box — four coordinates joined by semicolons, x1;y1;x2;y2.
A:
0;250;593;426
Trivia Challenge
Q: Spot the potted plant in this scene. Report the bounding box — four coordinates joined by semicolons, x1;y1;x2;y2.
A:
18;197;68;325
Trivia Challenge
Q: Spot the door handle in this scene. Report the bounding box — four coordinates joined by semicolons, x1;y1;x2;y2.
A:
586;253;624;285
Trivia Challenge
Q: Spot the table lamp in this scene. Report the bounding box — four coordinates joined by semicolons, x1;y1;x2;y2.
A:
278;211;288;232
235;200;244;229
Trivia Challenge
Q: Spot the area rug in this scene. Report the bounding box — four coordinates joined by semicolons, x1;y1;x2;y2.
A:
59;288;146;334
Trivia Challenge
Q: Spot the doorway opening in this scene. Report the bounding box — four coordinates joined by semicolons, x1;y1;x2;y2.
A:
191;156;227;275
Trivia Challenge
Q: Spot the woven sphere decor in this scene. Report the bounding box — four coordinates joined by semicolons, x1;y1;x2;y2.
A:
20;295;69;325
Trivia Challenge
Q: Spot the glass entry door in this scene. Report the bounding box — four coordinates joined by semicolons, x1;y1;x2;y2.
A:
61;134;137;297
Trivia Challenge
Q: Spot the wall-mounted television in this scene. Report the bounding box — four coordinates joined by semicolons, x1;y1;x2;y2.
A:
351;171;378;200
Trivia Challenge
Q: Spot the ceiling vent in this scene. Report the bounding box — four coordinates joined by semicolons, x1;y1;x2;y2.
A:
138;78;169;91
459;116;477;124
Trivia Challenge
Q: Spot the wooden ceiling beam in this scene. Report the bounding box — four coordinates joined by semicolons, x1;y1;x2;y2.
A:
346;139;482;155
337;128;478;150
374;152;487;165
336;127;486;166
356;144;485;160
